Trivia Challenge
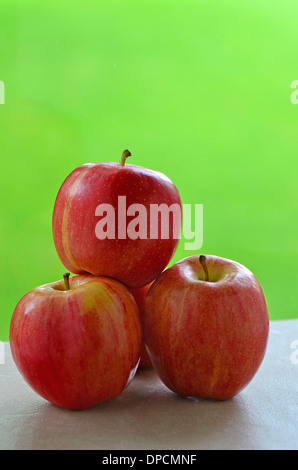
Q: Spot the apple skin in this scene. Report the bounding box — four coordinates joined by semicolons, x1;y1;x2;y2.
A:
129;283;153;369
52;160;182;289
143;255;270;400
10;275;141;410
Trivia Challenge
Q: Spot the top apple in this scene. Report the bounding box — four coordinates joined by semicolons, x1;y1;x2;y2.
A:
52;150;182;288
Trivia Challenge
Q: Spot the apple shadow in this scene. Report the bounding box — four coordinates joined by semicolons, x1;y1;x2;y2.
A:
13;369;254;450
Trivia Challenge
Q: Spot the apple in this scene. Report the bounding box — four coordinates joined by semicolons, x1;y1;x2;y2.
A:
143;254;270;400
129;283;153;369
52;150;182;289
10;273;141;410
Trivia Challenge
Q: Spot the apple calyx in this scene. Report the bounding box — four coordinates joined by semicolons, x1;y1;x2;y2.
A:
199;255;210;282
63;272;71;291
119;149;132;166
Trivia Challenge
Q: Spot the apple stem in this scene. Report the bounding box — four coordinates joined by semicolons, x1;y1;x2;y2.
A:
63;273;71;291
199;255;210;282
119;149;132;166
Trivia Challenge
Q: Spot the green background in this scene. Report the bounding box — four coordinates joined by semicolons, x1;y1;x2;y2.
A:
1;0;297;340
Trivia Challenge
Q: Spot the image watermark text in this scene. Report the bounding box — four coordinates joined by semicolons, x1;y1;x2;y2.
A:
290;80;298;104
0;341;5;364
0;81;5;104
290;339;298;364
95;197;203;250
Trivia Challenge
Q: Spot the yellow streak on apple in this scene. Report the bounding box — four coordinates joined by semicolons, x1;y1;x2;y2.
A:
61;168;90;272
80;282;118;315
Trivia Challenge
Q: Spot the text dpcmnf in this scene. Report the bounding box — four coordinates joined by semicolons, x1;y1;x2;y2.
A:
102;454;197;467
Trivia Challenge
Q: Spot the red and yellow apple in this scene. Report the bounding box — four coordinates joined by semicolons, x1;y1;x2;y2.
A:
143;254;270;400
52;150;182;289
10;273;141;410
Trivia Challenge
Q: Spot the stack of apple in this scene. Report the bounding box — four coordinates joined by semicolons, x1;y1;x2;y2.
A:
10;150;270;410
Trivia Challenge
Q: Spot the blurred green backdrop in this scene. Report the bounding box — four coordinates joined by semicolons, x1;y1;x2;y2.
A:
1;0;297;340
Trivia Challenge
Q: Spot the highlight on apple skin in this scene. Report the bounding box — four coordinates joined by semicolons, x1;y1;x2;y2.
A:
143;254;270;400
9;274;142;410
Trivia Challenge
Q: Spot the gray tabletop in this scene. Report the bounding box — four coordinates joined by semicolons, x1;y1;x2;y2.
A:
0;319;297;450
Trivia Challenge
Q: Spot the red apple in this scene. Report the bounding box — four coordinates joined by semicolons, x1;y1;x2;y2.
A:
10;273;141;410
129;283;153;369
143;254;270;400
52;150;182;289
